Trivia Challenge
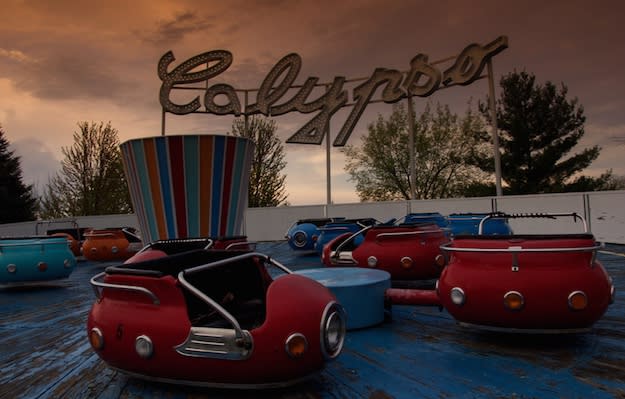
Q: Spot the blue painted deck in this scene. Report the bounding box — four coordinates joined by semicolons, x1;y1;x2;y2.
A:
1;242;624;398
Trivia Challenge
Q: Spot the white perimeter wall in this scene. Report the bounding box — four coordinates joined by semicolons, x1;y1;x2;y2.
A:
2;191;624;244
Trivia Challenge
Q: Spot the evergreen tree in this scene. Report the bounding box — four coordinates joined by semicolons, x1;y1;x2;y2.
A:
478;71;603;194
39;122;132;218
231;116;288;207
0;126;37;223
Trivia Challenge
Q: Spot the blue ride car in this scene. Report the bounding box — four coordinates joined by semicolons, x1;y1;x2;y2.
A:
1;236;77;285
285;217;345;251
314;218;378;254
446;213;513;236
400;212;449;228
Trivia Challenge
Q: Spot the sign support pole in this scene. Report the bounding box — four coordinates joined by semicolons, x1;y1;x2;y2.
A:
406;94;417;200
487;59;503;197
326;119;332;205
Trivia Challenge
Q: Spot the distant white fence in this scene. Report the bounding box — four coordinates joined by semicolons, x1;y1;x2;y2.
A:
2;191;624;244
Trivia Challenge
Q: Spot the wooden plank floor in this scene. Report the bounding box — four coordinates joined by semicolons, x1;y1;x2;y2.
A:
1;243;624;399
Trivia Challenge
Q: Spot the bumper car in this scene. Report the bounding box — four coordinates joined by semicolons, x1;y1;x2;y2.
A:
285;217;344;251
1;236;77;285
87;249;346;388
314;218;378;254
321;222;448;280
446;212;512;236
82;227;143;261
438;213;614;333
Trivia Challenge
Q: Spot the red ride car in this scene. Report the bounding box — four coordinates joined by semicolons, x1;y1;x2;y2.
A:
87;249;346;388
438;213;615;333
322;223;448;280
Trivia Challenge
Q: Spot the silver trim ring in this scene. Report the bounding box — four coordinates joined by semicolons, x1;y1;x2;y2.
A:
568;290;588;311
90;327;104;350
450;287;466;306
503;290;525;311
292;231;308;248
320;301;346;360
285;333;308;358
135;335;154;359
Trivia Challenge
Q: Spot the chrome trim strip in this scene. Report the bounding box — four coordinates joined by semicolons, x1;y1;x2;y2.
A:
175;327;253;360
89;272;160;305
328;250;356;265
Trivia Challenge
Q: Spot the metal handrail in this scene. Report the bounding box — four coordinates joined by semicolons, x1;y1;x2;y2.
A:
477;212;587;235
122;227;142;242
90;272;160;305
183;252;293;276
333;225;372;259
177;272;246;341
177;252;285;344
440;243;601;254
224;241;254;250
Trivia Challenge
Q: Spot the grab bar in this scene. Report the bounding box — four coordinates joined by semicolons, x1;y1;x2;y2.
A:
478;212;587;235
183;252;292;276
177;272;247;342
90;272;160;305
440;243;601;254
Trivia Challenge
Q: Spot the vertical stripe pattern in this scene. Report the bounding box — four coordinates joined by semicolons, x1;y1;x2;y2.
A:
120;135;254;244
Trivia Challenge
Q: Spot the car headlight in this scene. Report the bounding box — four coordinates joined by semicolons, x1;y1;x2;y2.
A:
320;302;346;359
568;291;588;311
450;287;465;306
285;333;308;358
503;291;524;311
135;335;154;359
89;327;104;350
292;231;308;248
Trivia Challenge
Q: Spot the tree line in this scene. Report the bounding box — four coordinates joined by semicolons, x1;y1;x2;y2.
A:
0;116;288;223
1;71;623;224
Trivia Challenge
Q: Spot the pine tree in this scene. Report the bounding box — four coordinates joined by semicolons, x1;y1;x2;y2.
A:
478;71;602;194
0;126;37;223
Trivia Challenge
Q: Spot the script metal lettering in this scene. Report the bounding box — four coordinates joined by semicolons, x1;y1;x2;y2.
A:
158;36;508;146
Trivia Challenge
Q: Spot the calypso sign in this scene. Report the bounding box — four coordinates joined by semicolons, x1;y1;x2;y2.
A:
158;36;507;146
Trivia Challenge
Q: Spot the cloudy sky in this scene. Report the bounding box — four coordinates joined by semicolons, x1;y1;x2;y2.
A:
1;0;623;205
